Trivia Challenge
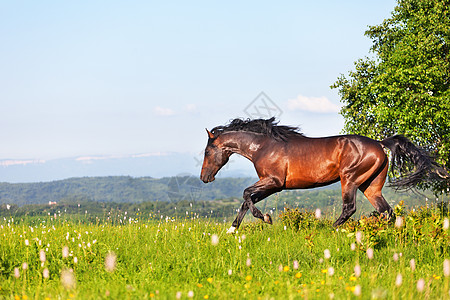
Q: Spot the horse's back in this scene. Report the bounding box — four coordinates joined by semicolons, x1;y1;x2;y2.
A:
284;135;386;189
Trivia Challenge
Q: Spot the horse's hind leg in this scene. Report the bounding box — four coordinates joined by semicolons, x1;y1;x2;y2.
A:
359;163;393;218
333;180;358;227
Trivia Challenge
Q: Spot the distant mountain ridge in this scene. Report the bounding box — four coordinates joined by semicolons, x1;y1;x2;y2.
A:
0;152;256;183
0;176;257;206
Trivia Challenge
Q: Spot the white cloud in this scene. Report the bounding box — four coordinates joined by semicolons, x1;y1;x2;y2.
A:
153;106;176;116
184;104;197;112
287;95;341;113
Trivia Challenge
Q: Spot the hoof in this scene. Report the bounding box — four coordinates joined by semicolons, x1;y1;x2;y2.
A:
226;226;236;234
263;214;273;225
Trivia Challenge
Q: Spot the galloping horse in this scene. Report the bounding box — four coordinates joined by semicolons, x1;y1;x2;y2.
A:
200;118;447;233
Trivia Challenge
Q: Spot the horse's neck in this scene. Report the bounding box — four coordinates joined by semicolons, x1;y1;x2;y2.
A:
221;132;264;161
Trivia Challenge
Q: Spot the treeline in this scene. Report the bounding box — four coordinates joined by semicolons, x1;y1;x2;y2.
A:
0;176;256;206
0;175;446;222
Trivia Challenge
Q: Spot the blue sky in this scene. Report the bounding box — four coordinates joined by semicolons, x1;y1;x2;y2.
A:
0;1;396;160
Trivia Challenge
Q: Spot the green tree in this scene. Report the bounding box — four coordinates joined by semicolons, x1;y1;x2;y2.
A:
332;0;450;192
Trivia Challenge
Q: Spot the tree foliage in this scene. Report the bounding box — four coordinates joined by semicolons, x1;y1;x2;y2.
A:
332;0;450;192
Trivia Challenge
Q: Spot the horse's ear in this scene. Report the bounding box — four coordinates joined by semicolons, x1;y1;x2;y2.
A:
206;128;214;139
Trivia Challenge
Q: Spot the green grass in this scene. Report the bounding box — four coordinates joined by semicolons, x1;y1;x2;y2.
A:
0;205;450;299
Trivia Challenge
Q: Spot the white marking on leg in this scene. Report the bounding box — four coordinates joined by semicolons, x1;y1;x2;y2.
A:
226;226;236;234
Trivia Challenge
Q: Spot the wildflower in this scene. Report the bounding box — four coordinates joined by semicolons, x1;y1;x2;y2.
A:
207;278;213;283
211;234;219;246
416;278;425;292
43;268;49;279
176;291;182;299
267;237;270;242
395;273;402;286
14;267;20;279
204;295;209;299
105;252;117;273
394;216;403;228
74;257;78;264
393;253;399;262
278;264;283;272
324;249;331;260
349;276;357;281
355;231;362;244
22;262;28;270
246;258;251;267
295;272;302;278
410;259;416;272
354;264;361;277
366;248;374;260
39;249;46;263
24;239;29;246
61;269;76;290
315;208;321;219
62;246;69;258
187;291;194;298
228;269;232;276
328;267;335;276
245;275;252;281
444;259;450;277
283;265;290;272
353;285;361;296
293;260;299;270
444;218;449;230
321;269;327;273
350;243;356;251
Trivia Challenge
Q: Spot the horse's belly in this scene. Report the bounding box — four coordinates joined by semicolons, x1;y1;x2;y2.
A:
285;162;340;189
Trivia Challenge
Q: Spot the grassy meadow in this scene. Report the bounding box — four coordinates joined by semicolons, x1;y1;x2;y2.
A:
1;202;450;299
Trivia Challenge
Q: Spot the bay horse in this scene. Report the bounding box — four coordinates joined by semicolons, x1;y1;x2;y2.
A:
200;117;447;233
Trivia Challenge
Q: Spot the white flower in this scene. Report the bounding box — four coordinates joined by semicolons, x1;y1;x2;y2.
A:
14;267;20;278
366;248;374;260
350;243;356;251
328;267;334;276
187;291;194;298
395;274;402;287
444;259;450;277
43;268;49;279
62;246;69;258
444;218;449;230
246;258;251;267
315;208;321;219
395;216;403;228
416;278;425;292
354;264;361;277
74;257;78;264
324;249;331;260
211;234;219;246
293;260;299;270
61;268;76;289
393;253;399;262
355;231;362;244
105;252;117;273
22;262;28;270
353;285;361;296
24;239;29;246
39;249;46;263
176;291;182;299
228;269;232;276
410;259;416;272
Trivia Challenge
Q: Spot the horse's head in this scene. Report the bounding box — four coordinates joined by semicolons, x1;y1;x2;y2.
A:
200;129;231;183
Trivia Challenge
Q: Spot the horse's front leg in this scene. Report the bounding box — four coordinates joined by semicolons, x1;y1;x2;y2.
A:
227;177;282;234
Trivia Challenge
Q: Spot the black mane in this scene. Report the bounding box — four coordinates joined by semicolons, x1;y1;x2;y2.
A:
210;117;304;142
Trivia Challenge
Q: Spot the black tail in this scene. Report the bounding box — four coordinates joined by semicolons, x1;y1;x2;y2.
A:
380;135;448;190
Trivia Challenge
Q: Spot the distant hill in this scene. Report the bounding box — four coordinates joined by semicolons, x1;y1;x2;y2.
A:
0;176;257;206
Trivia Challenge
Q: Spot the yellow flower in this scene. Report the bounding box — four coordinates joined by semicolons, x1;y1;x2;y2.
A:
15;296;20;300
320;280;325;285
349;276;357;281
204;295;209;299
295;272;302;278
149;293;155;298
283;266;290;272
321;269;327;273
245;275;252;281
274;280;279;285
207;278;213;283
22;296;28;300
197;283;203;288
